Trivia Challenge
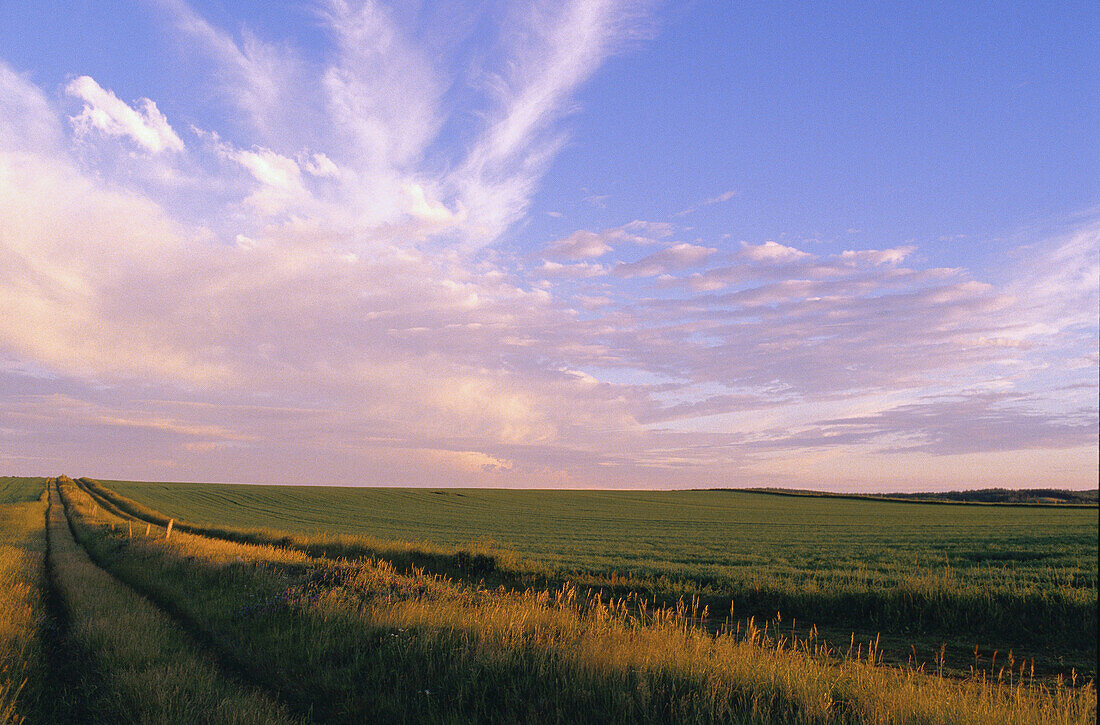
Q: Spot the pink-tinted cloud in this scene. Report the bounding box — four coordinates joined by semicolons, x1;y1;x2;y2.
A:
740;240;812;263
614;242;716;277
66;76;184;153
543;220;672;259
0;2;1096;491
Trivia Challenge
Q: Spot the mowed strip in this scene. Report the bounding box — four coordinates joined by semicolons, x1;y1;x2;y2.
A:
57;477;1097;724
48;478;301;724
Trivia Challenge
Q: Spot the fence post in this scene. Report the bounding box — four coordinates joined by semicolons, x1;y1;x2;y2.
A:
166;519;174;541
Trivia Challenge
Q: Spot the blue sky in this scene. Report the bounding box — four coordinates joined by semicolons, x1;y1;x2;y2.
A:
0;1;1097;489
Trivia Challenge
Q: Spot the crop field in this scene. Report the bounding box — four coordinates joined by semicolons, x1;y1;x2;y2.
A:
0;476;1095;724
0;478;44;505
101;480;1098;671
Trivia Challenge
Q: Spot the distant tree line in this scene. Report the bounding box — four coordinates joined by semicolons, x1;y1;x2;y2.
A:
881;488;1098;505
711;486;1098;506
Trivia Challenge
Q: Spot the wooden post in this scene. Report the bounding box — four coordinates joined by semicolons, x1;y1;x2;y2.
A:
145;523;151;537
165;518;174;540
128;520;133;538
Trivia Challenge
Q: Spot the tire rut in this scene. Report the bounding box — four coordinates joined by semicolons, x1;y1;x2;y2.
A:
54;478;317;724
39;479;113;724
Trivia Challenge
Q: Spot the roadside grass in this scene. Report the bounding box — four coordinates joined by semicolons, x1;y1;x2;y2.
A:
0;482;46;725
48;477;301;724
85;478;1098;675
60;476;1097;724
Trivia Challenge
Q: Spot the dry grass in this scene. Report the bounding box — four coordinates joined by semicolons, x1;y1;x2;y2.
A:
0;489;46;725
84;476;1098;669
58;476;1097;724
49;477;301;724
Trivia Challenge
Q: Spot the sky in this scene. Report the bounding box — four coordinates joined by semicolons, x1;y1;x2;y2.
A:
0;0;1097;491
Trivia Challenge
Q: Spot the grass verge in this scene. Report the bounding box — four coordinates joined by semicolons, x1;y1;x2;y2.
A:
49;477;302;724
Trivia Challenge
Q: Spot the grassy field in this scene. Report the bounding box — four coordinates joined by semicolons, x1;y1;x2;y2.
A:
45;480;299;723
0;478;46;505
57;477;1100;722
0;479;46;725
100;480;1097;675
0;476;1095;723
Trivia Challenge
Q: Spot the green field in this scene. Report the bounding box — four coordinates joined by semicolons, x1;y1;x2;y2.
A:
102;481;1098;586
2;477;1096;723
101;480;1097;676
0;478;46;504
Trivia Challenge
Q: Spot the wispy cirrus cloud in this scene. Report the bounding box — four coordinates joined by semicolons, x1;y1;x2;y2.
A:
150;0;306;142
319;0;444;172
0;1;1096;490
675;189;737;217
456;0;655;239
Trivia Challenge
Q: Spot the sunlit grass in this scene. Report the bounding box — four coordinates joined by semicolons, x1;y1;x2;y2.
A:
0;480;46;725
59;476;1097;723
49;477;301;723
87;477;1098;676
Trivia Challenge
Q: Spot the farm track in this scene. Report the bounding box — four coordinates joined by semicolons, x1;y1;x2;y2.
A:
41;479;109;724
23;477;1099;724
50;478;304;724
60;479;388;723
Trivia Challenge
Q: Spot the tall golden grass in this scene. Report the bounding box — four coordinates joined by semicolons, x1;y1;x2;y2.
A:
0;493;46;725
78;476;1097;658
47;477;301;723
58;476;1097;724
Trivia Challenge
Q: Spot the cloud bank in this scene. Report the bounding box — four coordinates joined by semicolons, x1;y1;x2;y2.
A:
0;2;1096;490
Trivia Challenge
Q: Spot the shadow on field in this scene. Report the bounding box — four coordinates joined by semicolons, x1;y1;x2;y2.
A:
38;482;116;724
63;526;813;722
57;473;1100;724
75;477;1098;682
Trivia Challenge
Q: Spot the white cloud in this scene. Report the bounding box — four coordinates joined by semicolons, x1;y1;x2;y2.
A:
539;260;607;278
544;220;672;259
401;182;463;225
304;152;340;178
740;240;812;263
220;145;312;215
230;147;301;189
839;246;915;265
66;76;184;153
